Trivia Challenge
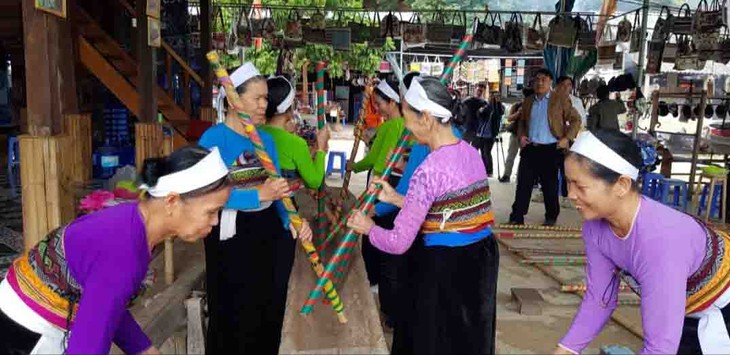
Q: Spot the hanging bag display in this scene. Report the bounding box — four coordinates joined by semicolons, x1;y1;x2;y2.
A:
653;6;673;41
451;12;467;44
427;11;453;43
663;34;679;63
597;24;617;65
547;14;577;48
304;9;326;43
249;6;265;38
226;8;239;54
261;8;277;40
502;12;524;53
646;39;665;74
674;35;702;70
696;0;725;32
671;4;695;35
212;7;227;50
617;16;632;42
576;15;597;51
380;12;401;38
629;11;643;52
480;13;504;46
236;7;253;48
402;12;427;47
284;9;303;45
326;11;351;50
525;13;546;50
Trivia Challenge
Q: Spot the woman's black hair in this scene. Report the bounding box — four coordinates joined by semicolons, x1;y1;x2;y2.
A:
141;144;230;198
402;72;421;90
265;76;293;119
405;76;460;124
568;129;642;190
374;79;400;103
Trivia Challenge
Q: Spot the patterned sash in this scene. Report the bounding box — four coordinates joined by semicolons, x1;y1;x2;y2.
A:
229;150;268;189
281;168;304;193
613;219;730;314
421;179;494;234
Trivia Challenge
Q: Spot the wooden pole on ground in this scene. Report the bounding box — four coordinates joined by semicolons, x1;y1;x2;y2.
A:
163;133;175;285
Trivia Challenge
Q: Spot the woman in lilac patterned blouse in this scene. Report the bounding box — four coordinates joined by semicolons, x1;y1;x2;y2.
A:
0;145;231;354
348;77;498;354
555;130;730;354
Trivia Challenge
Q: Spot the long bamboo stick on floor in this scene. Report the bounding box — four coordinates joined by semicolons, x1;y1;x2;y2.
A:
497;232;583;239
520;256;587;266
496;224;583;232
208;52;346;323
561;283;632;293
510;247;586;256
301;131;413;315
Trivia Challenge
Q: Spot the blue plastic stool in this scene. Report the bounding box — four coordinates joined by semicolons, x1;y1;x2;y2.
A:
660;178;689;211
326;151;347;178
6;135;19;197
697;182;724;220
641;173;665;201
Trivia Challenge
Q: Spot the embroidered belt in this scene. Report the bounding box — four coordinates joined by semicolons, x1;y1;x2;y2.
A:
421;179;494;234
686;224;730;314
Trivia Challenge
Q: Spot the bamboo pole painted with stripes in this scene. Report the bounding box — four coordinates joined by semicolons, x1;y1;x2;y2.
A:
520;256;587;266
496;224;583;232
510;247;586;256
561;283;632;293
315;61;328;243
302;131;413;315
208;52;346;323
497;232;583;239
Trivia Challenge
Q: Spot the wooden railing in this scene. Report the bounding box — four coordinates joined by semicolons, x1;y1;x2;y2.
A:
117;0;205;118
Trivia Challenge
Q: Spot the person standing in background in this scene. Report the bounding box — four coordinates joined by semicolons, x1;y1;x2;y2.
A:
500;88;534;183
587;85;626;132
461;83;488;145
508;69;581;226
555;76;587;207
472;91;504;177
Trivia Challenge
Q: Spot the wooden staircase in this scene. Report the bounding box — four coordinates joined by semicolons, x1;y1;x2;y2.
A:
73;4;204;148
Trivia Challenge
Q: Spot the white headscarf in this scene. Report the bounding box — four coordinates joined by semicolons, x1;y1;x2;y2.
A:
216;62;261;123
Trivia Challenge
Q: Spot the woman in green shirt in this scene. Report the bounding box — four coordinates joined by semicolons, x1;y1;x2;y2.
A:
260;76;330;191
348;79;406;181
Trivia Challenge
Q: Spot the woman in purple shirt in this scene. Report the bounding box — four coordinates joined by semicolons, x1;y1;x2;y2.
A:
0;145;231;354
556;130;730;354
348;77;498;354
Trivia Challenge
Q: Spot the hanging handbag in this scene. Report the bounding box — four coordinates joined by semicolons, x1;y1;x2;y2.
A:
451;12;467;44
480;13;504;46
402;12;427;47
674;35;701;71
696;0;725;32
576;15;597;50
348;12;370;44
431;60;444;77
525;13;546;50
226;9;239;54
249;6;265;38
630;11;643;52
427;12;453;43
326;11;351;50
261;8;277;40
597;24;617;65
212;7;226;50
502;12;524;53
381;12;401;38
547;14;577;48
663;34;679;63
617;16;632;42
304;9;326;43
646;39;665;74
237;7;253;47
284;9;303;44
671;4;694;35
653;6;673;41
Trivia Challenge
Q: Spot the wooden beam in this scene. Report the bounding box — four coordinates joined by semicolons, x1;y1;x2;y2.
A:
22;0;78;136
136;0;156;123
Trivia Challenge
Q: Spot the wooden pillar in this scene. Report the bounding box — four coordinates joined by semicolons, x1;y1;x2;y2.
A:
162;134;175;285
136;0;157;123
135;122;164;171
63;113;92;183
22;0;78;136
199;0;212;112
19;135;74;250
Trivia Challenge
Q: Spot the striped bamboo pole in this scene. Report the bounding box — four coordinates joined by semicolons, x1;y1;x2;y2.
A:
561;283;632;293
497;232;583;239
315;62;328;243
510;247;586;256
317;192;365;253
208;52;347;323
439;20;476;83
496;224;583;232
520;256;587;266
616;298;641;306
301;130;414;315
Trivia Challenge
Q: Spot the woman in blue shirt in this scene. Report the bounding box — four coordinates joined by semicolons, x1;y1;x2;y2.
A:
199;62;312;354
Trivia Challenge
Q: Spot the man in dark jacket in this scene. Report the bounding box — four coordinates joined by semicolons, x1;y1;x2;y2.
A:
461;83;487;144
472;91;505;176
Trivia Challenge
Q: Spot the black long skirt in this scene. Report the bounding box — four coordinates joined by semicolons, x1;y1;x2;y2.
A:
204;206;295;354
398;237;500;355
0;307;41;355
678;302;730;354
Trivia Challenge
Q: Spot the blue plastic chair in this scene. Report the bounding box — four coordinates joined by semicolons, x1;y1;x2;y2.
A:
641;173;665;201
660;178;689;211
7;135;19;197
326;151;347;179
